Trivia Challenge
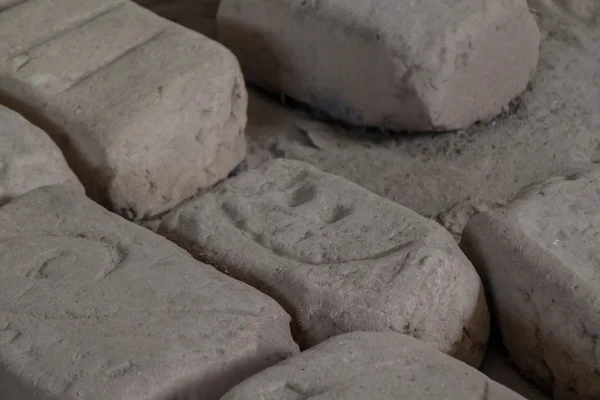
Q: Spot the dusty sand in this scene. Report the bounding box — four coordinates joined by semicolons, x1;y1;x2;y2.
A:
242;13;600;242
235;10;598;399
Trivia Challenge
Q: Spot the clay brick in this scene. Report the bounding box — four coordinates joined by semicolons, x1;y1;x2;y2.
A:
160;159;489;367
221;332;527;400
0;0;247;219
0;185;297;400
462;170;600;400
217;0;540;131
0;104;83;205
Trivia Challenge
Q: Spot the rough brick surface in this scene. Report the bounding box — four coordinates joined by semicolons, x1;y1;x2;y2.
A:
0;0;247;219
217;0;540;131
462;170;600;400
160;159;489;367
0;105;83;205
0;185;297;400
221;332;527;400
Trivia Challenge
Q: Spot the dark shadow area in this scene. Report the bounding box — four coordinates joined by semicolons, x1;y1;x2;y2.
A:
0;92;119;216
479;329;551;400
0;361;57;400
0;0;26;12
247;81;525;148
153;346;291;400
133;0;220;38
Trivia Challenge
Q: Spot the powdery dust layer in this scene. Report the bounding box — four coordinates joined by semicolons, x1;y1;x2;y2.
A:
243;14;600;240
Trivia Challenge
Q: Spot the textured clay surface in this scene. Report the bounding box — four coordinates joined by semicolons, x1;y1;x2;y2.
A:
461;170;600;400
0;185;298;400
0;105;83;205
0;0;247;220
221;332;527;400
217;0;540;131
160;159;489;367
